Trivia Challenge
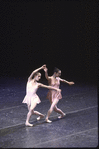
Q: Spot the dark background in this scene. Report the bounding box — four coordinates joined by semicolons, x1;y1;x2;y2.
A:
0;0;97;84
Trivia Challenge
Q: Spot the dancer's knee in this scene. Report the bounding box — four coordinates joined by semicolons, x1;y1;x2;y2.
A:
28;109;33;114
33;110;38;114
54;107;57;112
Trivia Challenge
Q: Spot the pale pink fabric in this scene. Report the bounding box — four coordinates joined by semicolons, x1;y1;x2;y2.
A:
46;77;62;102
22;82;41;107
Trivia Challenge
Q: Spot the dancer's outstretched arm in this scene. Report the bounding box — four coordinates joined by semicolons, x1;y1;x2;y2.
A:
59;78;75;85
38;83;61;92
28;64;46;81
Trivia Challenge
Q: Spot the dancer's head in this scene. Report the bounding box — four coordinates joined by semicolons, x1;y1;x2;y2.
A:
53;67;61;77
34;72;41;81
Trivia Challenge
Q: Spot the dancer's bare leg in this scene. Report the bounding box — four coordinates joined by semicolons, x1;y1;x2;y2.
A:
33;111;45;120
25;109;33;126
25;102;37;126
45;99;59;123
54;105;66;119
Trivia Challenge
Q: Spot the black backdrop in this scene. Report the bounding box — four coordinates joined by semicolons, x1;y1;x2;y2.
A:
0;0;97;83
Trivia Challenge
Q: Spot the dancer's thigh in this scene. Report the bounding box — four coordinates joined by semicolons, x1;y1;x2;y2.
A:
30;101;37;110
51;99;59;109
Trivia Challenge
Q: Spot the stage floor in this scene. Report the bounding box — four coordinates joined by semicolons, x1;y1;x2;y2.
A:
0;77;98;148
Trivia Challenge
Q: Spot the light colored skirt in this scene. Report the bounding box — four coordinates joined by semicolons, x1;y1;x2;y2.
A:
22;94;41;107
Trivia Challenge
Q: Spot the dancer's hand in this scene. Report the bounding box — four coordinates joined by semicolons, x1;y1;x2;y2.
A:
41;64;46;70
68;82;75;85
57;88;61;92
44;67;48;72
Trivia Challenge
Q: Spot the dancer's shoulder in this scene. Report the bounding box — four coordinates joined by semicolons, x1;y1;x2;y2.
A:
56;77;61;80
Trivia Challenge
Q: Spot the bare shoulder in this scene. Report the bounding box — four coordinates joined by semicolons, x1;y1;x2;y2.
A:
58;77;63;81
28;77;32;82
37;82;42;87
56;77;61;80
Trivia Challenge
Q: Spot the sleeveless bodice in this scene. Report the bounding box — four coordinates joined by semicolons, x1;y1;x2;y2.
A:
50;77;60;88
22;81;41;106
46;77;62;102
26;81;38;95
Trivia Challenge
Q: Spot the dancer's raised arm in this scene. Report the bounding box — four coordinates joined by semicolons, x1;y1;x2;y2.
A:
28;64;46;81
59;78;75;85
38;83;61;92
44;67;51;80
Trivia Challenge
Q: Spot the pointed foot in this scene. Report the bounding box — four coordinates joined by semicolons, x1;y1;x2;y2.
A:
37;115;45;121
45;119;52;123
58;113;66;119
25;122;33;127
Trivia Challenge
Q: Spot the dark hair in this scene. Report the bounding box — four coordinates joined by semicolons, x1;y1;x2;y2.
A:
53;67;61;73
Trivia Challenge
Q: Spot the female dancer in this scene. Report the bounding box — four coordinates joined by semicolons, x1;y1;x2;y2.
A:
44;67;74;123
22;65;61;126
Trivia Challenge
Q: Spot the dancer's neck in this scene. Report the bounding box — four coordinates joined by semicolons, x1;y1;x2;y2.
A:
53;74;56;78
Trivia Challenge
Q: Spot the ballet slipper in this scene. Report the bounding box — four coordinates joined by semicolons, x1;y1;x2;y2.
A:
37;115;45;121
25;122;33;127
58;113;66;119
45;119;52;123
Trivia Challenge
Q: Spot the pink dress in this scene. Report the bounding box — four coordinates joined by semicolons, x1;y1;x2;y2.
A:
46;77;62;103
22;81;41;107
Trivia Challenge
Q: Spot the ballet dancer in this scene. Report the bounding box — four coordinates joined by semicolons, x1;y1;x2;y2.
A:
22;65;61;126
44;66;75;123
